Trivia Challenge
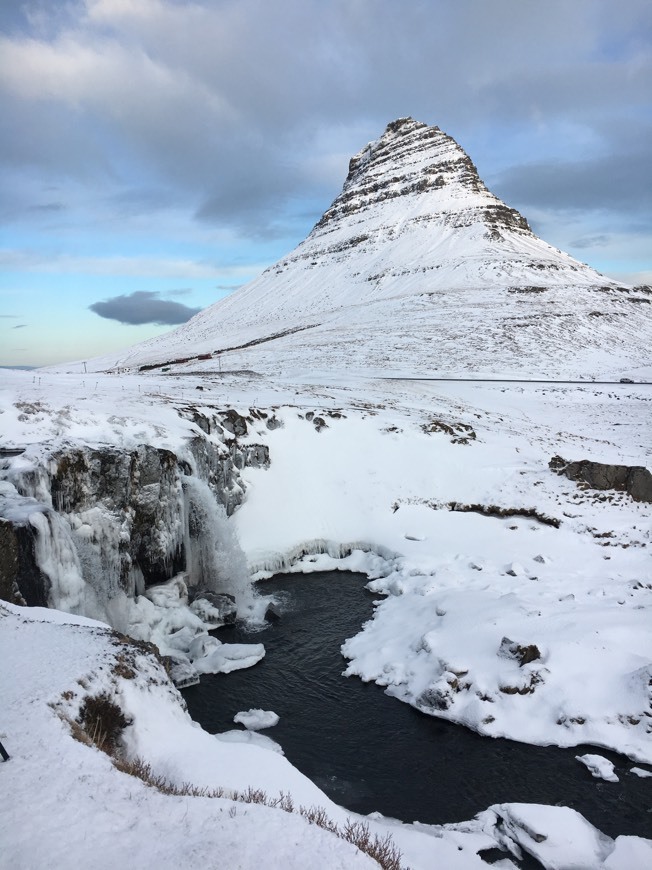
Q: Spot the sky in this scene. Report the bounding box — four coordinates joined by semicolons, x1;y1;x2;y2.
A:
0;0;650;368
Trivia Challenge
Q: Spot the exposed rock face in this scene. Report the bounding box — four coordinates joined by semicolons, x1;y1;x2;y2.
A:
0;517;46;605
82;117;651;379
51;444;185;589
317;117;530;237
550;456;652;503
0;425;269;612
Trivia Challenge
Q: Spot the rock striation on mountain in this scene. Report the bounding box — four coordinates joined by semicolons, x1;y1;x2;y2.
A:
92;117;651;378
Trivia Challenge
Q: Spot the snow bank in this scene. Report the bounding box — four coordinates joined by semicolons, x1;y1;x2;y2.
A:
233;403;651;763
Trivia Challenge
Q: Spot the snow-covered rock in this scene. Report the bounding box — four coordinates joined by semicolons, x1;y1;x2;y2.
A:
482;803;615;869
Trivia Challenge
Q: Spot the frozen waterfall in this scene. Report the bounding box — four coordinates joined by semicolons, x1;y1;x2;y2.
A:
182;475;257;615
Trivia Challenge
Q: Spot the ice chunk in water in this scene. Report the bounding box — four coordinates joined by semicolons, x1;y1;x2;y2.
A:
233;709;279;731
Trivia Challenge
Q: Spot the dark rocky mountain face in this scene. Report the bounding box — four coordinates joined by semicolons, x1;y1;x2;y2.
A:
317;117;530;238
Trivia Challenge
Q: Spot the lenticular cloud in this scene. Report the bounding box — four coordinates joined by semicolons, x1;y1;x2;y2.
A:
90;290;201;326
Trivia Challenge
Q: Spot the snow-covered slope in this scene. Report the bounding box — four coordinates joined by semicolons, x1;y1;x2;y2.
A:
83;117;651;378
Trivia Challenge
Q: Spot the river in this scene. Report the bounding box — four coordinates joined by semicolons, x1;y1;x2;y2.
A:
183;570;651;837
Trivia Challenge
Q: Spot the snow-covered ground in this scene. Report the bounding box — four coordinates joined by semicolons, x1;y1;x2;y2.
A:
1;367;651;867
3;601;651;870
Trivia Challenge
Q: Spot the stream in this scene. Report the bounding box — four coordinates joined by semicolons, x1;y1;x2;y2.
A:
182;570;651;837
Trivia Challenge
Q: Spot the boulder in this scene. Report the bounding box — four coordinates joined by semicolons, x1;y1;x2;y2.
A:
550;456;652;503
191;591;237;625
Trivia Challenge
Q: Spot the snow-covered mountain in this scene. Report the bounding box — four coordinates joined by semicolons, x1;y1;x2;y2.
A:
87;117;650;378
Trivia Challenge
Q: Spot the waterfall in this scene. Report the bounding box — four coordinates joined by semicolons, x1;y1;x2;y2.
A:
182;475;256;614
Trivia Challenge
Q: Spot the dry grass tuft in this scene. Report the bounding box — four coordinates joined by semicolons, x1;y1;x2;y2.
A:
112;758;405;869
77;692;131;754
57;681;405;869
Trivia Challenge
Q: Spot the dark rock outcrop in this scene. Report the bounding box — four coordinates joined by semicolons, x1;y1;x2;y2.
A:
0;515;48;606
1;421;270;610
498;637;542;667
550;456;652;503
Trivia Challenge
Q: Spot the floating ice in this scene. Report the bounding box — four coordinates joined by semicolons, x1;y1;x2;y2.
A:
576;754;619;782
630;767;652;778
216;730;284;754
233;709;279;731
193;640;265;675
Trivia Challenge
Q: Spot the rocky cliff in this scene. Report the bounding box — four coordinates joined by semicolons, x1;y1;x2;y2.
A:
0;408;268;623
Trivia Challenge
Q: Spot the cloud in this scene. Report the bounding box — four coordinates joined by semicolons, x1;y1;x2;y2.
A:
89;290;202;325
0;0;650;279
29;201;65;212
1;0;646;230
571;234;611;249
493;144;652;215
0;249;243;279
12;323;27;328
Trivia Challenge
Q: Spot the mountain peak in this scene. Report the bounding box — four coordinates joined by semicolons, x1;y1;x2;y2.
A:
323;117;530;237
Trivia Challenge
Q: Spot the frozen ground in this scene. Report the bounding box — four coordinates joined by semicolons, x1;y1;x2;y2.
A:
1;367;651;867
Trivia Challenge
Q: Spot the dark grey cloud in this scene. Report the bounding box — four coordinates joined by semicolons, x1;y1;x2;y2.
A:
89;291;202;326
12;324;27;329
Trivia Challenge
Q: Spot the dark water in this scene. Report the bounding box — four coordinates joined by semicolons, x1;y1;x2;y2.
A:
183;571;652;837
